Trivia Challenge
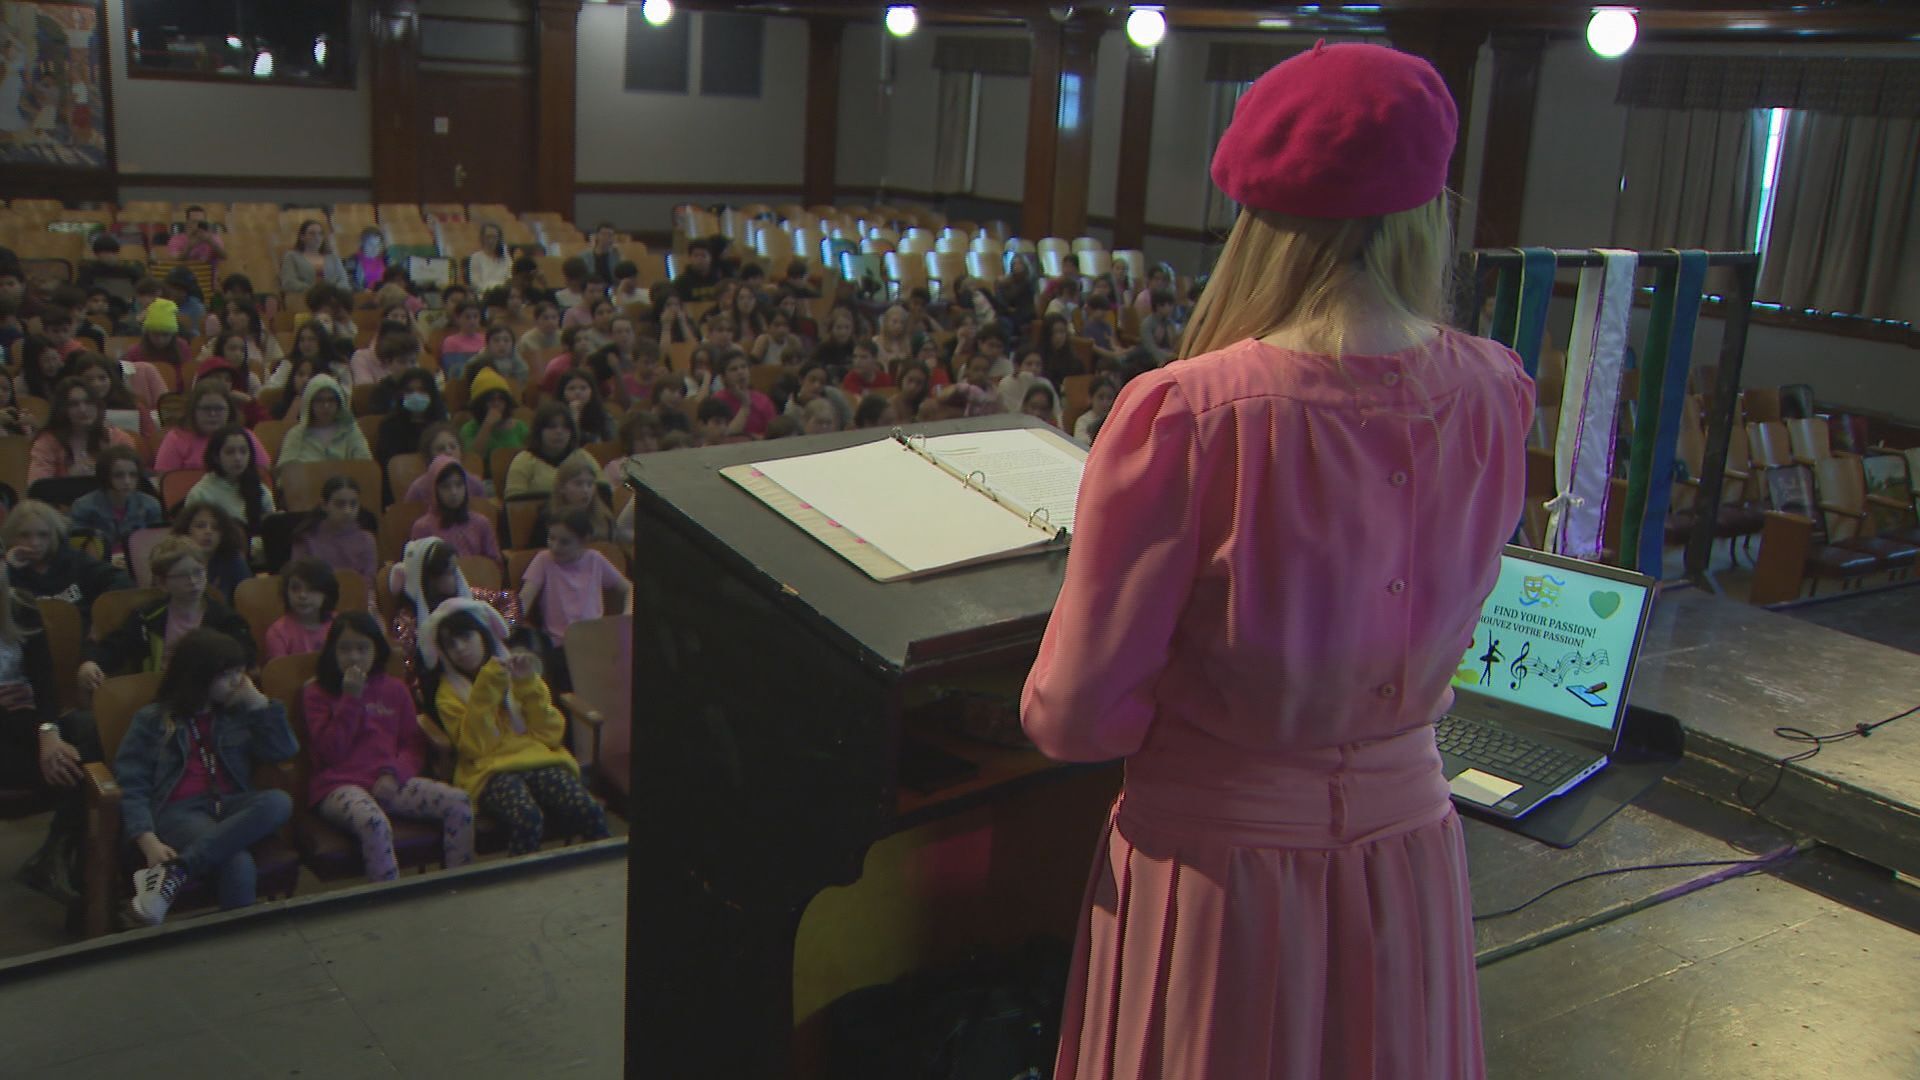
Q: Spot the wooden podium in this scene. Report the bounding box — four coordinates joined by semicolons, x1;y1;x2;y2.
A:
623;416;1113;1078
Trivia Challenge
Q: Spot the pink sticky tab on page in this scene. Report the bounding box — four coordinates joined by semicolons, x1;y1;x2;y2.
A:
749;468;763;478
799;502;812;510
826;519;840;528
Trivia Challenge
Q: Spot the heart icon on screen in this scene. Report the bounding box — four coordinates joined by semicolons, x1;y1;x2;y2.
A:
1589;591;1621;619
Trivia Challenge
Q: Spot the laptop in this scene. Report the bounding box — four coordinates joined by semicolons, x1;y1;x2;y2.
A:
1436;545;1656;820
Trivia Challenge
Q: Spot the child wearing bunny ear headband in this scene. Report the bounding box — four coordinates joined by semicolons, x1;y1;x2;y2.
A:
424;599;606;856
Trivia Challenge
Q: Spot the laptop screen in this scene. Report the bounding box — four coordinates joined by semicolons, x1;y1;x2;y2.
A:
1451;552;1651;732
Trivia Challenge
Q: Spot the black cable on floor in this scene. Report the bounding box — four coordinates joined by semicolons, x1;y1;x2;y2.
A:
1735;703;1920;813
1472;853;1784;922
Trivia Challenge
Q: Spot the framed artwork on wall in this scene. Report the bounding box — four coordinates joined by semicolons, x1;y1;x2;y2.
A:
0;0;111;169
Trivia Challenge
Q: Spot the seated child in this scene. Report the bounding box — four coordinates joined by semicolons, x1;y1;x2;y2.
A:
264;557;338;662
304;612;474;881
519;509;629;690
171;503;253;605
389;539;519;703
291;476;378;583
81;538;256;693
115;628;296;925
69;445;164;559
410;456;501;562
528;459;614;549
424;601;607;856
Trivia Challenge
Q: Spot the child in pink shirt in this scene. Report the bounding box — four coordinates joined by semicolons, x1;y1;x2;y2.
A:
437;302;488;382
303;612;474;881
519;509;627;648
264;557;337;661
290;475;378;583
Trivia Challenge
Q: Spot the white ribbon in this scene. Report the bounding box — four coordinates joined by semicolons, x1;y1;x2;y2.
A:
1549;249;1637;560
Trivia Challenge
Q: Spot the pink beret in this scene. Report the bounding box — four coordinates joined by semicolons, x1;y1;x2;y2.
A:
1211;42;1458;220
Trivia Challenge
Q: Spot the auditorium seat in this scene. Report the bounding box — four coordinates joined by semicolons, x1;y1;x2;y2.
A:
80;671;303;938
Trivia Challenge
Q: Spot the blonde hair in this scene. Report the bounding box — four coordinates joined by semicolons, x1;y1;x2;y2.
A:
148;535;208;581
546;458;612;537
1179;194;1455;362
0;499;68;549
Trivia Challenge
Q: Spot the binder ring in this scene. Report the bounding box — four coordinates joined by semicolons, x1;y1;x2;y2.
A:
1027;507;1051;528
965;470;988;492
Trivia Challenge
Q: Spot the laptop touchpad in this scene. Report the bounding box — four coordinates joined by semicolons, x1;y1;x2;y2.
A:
1450;769;1522;805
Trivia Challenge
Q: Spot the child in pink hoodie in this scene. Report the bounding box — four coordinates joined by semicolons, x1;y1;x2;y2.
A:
407;455;501;562
303;611;473;881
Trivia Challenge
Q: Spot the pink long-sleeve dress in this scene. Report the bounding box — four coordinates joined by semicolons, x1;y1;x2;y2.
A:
1022;328;1533;1080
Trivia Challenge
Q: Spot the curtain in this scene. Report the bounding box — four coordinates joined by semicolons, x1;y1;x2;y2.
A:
1202;82;1249;232
1618;54;1920;117
1613;107;1762;253
1759;111;1920;322
931;71;975;195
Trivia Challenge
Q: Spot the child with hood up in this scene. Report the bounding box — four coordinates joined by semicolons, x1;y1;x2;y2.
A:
388;539;519;704
408;455;501;562
275;373;373;469
423;600;606;856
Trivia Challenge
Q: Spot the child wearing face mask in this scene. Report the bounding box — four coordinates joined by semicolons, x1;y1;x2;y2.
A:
375;368;449;465
264;557;338;662
291;476;378;583
276;374;372;471
305;612;474;880
70;445;164;559
424;601;606;856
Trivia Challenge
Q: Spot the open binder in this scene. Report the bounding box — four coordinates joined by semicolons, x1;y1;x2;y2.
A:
721;426;1086;582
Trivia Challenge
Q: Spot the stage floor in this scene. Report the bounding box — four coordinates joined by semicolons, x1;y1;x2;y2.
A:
1633;587;1920;878
2;787;1915;1079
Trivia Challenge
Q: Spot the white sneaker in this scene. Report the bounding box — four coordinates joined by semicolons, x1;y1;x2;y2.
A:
130;862;186;926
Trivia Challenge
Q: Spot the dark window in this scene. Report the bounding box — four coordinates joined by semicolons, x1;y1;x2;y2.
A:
699;14;763;99
124;0;354;88
625;7;691;94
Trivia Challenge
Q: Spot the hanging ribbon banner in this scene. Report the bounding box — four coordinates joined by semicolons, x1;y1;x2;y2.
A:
1549;249;1638;560
1621;250;1709;575
1485;246;1558;381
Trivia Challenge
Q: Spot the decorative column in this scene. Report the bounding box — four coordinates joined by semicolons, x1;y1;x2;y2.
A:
804;18;845;208
1110;41;1159;251
1021;17;1104;241
368;0;422;204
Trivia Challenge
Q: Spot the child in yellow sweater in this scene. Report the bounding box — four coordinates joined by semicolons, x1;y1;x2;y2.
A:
424;600;607;855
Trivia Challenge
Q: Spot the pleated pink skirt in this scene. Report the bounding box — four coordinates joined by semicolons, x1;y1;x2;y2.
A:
1054;726;1485;1080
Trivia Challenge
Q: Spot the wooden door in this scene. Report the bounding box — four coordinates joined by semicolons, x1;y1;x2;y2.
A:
418;74;534;211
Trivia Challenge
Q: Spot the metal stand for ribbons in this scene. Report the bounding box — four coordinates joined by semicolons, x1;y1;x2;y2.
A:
1457;249;1761;593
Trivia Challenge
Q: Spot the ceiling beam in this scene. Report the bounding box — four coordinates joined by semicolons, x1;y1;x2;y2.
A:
640;0;1920;42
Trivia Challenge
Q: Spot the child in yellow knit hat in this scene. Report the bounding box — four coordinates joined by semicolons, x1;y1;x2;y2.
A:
125;298;190;378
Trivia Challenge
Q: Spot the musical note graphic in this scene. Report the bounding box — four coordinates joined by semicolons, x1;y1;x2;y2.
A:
1507;641;1532;691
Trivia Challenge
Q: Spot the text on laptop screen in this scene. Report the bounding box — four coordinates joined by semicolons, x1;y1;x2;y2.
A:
1449;555;1649;731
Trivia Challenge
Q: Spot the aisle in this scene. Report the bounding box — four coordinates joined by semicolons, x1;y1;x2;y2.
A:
1;789;1914;1079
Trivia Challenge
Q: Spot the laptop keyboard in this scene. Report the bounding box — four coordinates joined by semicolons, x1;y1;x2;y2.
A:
1435;715;1589;787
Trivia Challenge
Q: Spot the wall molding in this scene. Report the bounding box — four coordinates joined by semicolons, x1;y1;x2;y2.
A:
116;173;373;191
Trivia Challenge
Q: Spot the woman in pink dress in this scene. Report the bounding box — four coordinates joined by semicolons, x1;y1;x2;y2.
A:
1021;44;1533;1079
